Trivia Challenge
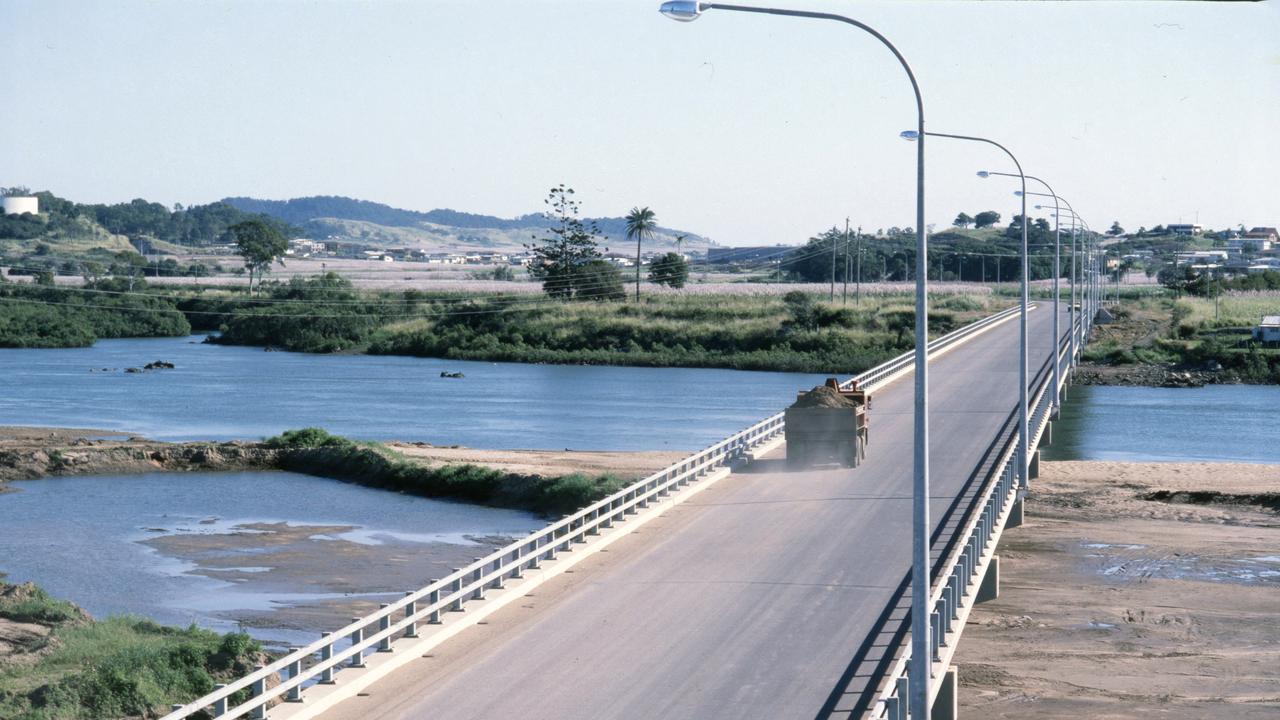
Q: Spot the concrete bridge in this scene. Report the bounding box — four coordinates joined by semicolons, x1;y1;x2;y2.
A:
162;293;1094;720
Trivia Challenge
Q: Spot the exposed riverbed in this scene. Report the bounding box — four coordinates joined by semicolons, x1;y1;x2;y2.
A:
0;471;543;648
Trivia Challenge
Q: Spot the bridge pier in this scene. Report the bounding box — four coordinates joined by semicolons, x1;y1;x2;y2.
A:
932;665;958;720
1007;491;1024;528
976;555;1000;603
1029;449;1040;480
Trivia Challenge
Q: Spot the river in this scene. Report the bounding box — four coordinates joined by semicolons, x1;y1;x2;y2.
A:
0;335;825;450
0;471;542;648
1043;384;1280;464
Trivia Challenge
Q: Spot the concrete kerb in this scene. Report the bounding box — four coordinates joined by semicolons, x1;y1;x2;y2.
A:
267;461;742;720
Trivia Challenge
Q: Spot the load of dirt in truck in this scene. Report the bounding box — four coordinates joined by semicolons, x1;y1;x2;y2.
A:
784;379;869;470
790;384;862;409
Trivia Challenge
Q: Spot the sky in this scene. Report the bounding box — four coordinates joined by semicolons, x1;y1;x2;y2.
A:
2;0;1277;246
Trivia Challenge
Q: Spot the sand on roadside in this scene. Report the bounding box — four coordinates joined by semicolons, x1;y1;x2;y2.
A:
956;460;1280;719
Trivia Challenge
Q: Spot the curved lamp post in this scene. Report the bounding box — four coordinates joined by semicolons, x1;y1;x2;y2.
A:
1035;202;1081;368
659;3;936;715
982;174;1063;416
905;131;1030;502
1040;204;1093;362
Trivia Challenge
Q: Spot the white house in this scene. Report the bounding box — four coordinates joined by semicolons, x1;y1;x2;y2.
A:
1253;316;1280;344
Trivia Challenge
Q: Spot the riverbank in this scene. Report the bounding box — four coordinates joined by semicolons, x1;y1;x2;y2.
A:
0;580;269;720
0;426;681;516
957;460;1280;718
1078;292;1280;385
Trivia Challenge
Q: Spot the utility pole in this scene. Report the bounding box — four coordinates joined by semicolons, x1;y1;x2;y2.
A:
830;224;837;301
842;218;850;306
856;244;863;305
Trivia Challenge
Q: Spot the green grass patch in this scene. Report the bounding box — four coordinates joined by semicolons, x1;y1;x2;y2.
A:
0;596;262;720
265;428;627;516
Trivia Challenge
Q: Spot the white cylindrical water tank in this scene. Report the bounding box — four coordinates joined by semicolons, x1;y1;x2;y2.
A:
2;196;39;216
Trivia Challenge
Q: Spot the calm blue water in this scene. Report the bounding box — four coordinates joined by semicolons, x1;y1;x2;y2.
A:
0;471;541;646
0;335;824;450
1042;384;1280;464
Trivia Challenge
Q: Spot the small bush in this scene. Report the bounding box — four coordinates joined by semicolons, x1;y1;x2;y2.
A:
264;427;354;450
0;585;83;625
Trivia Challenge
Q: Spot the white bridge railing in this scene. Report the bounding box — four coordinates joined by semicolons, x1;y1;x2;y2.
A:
160;303;1027;720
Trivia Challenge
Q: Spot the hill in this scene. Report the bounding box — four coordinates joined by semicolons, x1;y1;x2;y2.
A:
222;195;715;254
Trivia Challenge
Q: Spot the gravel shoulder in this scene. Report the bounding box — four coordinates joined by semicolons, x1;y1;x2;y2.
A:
957;460;1280;719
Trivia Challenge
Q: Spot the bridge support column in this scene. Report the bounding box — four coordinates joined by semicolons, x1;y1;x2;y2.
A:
931;665;958;720
1007;495;1024;529
976;555;1000;603
1029;449;1040;480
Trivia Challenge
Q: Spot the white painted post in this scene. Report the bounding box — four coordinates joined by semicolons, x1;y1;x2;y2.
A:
471;560;484;600
450;571;463;611
404;591;419;637
213;683;229;714
286;657;302;702
378;604;392;652
249;665;266;720
349;620;366;668
318;633;335;684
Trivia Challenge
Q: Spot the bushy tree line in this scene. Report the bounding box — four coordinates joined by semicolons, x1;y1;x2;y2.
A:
0;189;295;246
0;282;191;347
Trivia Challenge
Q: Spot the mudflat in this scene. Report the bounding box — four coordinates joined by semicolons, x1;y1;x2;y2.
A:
957;460;1280;719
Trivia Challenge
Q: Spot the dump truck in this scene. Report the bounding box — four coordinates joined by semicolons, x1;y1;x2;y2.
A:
784;378;870;470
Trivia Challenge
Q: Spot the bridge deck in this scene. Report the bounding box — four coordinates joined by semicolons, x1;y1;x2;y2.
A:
318;304;1071;720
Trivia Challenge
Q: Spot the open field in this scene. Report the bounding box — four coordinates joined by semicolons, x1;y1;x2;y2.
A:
957;460;1280;719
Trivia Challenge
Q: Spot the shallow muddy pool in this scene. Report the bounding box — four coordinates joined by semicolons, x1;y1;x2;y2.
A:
0;471;541;647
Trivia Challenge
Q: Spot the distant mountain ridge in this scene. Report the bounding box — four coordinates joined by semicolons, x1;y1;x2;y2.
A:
221;195;714;253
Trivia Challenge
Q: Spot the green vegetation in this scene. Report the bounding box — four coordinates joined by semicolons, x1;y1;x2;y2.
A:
624;206;658;300
365;292;984;374
0;282;190;348
648;252;689;288
526;185;613;299
1083;295;1280;383
0;586;82;626
265;428;626;516
228;219;289;294
0;583;263;720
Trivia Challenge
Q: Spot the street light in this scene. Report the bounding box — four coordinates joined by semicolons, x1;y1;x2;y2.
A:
662;4;936;716
987;173;1065;417
907;131;1031;503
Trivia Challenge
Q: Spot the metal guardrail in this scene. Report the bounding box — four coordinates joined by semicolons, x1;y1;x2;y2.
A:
160;303;1028;720
873;313;1083;720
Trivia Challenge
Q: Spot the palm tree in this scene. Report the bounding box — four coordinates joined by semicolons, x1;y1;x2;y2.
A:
625;206;657;301
674;233;687;257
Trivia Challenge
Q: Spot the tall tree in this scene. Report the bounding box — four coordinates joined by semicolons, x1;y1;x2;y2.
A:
648;252;689;288
625;206;657;301
229;219;288;295
526;184;602;299
973;210;1001;229
1108;221;1125;236
953;212;973;228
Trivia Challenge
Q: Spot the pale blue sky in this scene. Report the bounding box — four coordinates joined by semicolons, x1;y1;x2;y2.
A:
2;0;1276;245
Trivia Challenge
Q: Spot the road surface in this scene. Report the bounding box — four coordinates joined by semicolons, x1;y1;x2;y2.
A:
319;305;1070;720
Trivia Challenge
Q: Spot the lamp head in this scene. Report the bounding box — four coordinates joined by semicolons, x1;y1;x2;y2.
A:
1013;190;1024;197
899;130;920;141
976;171;990;178
660;1;703;21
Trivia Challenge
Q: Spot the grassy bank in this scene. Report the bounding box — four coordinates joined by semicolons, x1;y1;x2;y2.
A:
266;428;628;516
190;274;1004;374
0;283;190;348
0;582;264;720
1;271;1007;374
1082;292;1280;383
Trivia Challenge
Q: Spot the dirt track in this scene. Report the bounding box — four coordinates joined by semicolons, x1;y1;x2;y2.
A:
957;461;1280;719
